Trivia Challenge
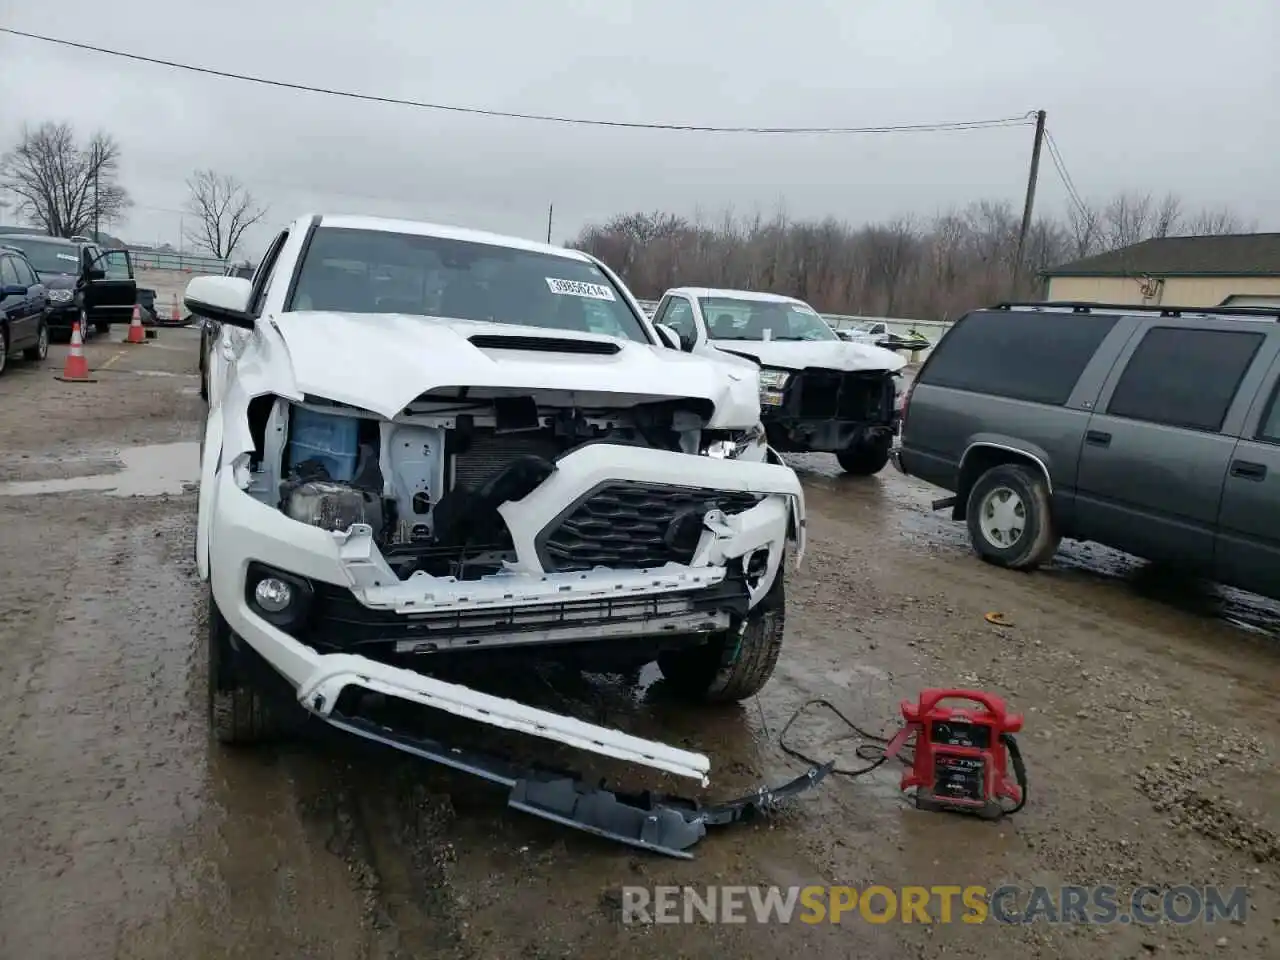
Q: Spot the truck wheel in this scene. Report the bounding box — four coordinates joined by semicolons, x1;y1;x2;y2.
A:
658;574;786;703
965;463;1060;570
207;588;285;744
836;432;892;475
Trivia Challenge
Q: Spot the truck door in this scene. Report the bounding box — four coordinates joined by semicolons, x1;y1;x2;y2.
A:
1215;346;1280;597
1073;322;1274;570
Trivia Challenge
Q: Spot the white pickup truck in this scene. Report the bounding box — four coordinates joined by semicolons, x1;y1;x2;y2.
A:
188;215;822;856
650;287;906;474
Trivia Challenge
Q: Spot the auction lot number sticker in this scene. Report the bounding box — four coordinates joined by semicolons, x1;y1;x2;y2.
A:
546;277;616;301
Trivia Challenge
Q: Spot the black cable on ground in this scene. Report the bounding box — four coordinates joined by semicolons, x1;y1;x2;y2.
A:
777;698;914;777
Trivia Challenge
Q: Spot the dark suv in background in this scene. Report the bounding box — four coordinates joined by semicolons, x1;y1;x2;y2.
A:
1;235;137;340
896;301;1280;600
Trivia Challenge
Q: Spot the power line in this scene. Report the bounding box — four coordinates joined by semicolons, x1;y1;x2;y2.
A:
1044;130;1084;209
1;26;1035;136
1044;129;1088;216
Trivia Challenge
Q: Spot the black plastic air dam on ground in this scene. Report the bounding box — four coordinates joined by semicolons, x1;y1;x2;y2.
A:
324;710;832;858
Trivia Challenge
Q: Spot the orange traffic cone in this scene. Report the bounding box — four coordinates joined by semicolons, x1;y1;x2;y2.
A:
55;320;97;383
170;294;181;324
124;303;146;344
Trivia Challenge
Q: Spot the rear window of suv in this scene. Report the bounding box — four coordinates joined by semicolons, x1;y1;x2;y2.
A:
920;309;1118;405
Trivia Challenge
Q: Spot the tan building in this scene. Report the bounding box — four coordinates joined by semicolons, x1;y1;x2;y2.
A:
1043;233;1280;308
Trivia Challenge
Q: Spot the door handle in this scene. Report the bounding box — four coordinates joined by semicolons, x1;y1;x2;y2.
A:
1231;459;1267;481
1085;429;1111;447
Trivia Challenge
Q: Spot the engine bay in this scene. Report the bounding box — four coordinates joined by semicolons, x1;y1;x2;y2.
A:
241;392;728;582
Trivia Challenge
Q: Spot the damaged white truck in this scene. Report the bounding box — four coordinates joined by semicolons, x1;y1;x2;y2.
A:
189;215;827;857
650;287;906;475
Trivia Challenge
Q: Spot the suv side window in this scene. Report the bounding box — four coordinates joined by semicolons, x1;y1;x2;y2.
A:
1256;382;1280;444
0;256;19;287
1106;326;1264;433
920;310;1118;405
11;256;37;286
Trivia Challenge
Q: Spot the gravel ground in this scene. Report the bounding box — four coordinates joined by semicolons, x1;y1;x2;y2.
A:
0;326;1275;959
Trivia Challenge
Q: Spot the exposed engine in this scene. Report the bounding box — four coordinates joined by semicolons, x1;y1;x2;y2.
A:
250;393;746;582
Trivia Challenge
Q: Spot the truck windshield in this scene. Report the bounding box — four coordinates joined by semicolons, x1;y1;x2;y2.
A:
698;296;838;342
7;239;80;275
287;227;652;343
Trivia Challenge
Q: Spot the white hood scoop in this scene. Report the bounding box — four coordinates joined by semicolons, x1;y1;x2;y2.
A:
267;311;756;423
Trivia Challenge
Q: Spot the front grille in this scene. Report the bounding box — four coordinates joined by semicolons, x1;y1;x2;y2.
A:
303;577;748;654
793;370;893;420
538;482;764;571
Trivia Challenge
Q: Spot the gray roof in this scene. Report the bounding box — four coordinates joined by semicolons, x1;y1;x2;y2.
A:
1044;233;1280;278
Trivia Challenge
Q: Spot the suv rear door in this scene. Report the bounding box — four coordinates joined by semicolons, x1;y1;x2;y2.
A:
82;247;137;316
1074;321;1278;569
1215;347;1280;597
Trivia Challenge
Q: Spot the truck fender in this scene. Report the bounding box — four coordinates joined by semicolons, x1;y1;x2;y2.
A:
196;412;223;582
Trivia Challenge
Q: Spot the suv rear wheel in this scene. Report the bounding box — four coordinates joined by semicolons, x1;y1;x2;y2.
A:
965;463;1060;570
658;574;785;703
23;320;49;362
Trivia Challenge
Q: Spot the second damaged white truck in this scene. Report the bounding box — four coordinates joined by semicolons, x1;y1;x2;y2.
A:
190;215;822;856
651;287;906;475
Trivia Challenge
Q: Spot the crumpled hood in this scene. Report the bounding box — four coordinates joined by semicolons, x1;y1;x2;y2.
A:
266;311;761;425
710;337;907;374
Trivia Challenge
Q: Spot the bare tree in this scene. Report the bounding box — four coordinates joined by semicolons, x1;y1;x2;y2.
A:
1184;206;1255;235
184;169;268;260
569;190;1252;322
1065;200;1103;259
0;122;132;237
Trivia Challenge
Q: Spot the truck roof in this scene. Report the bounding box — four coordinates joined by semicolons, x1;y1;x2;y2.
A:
311;214;593;263
664;286;808;305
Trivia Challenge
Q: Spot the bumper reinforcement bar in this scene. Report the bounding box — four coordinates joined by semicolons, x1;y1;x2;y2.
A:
326;711;833;859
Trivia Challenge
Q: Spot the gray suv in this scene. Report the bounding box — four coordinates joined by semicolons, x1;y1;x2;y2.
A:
895;301;1280;599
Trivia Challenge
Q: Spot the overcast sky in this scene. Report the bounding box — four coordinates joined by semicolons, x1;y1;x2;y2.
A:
1;1;1276;259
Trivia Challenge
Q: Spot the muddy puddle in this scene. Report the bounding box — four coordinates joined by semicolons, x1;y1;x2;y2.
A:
790;459;1280;642
0;441;198;498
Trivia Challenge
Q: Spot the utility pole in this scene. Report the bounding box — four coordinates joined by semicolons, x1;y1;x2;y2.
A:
545;202;554;244
1012;109;1046;297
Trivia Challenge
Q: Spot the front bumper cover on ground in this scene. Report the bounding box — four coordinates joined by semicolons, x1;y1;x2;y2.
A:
327;709;832;858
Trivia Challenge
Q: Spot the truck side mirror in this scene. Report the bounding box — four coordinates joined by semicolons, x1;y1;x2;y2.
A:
654;324;682;350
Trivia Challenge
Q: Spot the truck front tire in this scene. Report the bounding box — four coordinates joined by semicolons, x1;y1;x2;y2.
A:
836;431;892;475
207;588;289;744
658;574;786;703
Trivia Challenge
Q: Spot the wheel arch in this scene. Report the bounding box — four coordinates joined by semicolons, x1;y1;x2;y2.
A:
954;440;1053;521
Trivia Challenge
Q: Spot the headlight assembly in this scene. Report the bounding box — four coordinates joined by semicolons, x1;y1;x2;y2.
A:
757;369;790;390
48;289;73;302
702;423;766;459
757;368;789;408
